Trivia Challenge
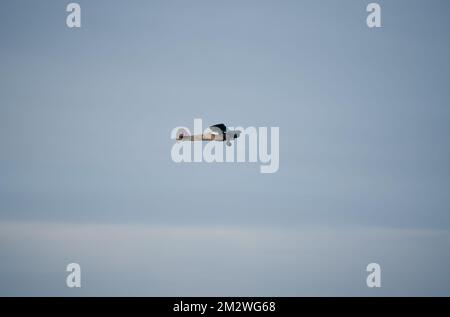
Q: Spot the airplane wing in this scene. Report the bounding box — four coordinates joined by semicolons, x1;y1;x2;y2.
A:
209;123;227;134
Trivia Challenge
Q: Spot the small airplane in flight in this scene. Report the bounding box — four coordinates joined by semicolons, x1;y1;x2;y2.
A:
176;123;241;146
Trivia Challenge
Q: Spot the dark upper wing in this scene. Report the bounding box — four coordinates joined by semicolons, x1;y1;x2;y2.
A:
209;123;227;134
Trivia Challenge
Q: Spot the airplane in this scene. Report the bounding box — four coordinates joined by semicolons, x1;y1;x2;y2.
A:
176;123;241;146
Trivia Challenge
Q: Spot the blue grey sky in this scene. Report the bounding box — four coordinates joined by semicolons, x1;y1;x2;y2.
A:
1;0;450;296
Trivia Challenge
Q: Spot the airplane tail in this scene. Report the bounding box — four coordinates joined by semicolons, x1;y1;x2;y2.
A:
176;128;189;140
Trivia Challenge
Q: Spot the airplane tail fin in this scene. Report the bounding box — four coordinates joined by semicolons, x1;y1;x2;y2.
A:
176;128;189;140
